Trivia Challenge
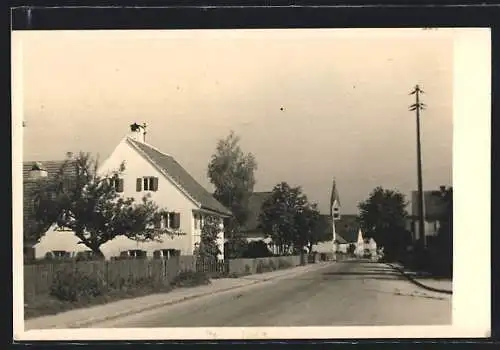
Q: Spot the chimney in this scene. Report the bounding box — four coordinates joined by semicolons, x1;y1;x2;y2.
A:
129;122;147;143
440;185;446;193
28;162;48;180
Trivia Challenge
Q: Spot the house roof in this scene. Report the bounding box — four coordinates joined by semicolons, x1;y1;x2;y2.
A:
335;214;360;243
240;192;335;242
411;190;448;221
240;191;273;232
23;160;77;233
127;138;232;216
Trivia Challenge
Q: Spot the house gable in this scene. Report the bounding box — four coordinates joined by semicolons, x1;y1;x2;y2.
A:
98;137;199;212
126;138;232;217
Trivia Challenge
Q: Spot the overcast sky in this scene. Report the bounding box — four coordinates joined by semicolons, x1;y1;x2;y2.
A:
19;29;453;214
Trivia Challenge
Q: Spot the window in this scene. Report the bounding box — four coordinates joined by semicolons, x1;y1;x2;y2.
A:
136;177;158;191
194;214;199;229
110;178;124;192
128;249;147;258
169;212;181;229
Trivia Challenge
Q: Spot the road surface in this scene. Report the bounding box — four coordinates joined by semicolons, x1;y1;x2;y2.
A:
91;260;451;327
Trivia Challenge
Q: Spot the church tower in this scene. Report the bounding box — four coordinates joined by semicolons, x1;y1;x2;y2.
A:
330;178;341;220
330;178;341;253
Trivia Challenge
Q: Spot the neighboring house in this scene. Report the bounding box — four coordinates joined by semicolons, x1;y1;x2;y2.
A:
32;124;232;260
409;187;449;243
333;214;376;256
334;214;360;253
239;179;341;254
23;159;78;260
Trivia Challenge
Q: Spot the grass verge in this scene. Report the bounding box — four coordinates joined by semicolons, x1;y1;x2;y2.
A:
24;270;210;320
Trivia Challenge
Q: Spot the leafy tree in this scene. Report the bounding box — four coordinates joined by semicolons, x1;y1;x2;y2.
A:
207;131;257;258
357;186;410;261
24;179;60;246
195;215;222;261
259;182;309;255
32;152;182;258
295;203;329;253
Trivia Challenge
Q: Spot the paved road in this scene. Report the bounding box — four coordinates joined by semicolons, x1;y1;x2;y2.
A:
91;261;452;327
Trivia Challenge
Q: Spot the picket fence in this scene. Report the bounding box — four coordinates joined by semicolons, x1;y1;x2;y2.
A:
24;255;302;300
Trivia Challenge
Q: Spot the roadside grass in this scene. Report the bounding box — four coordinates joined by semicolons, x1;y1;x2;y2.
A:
24;270;210;320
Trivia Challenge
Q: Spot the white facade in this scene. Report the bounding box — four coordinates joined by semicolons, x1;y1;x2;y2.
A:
34;135;226;260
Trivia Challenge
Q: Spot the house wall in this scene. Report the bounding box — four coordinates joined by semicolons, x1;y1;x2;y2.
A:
412;219;441;241
241;231;271;244
311;241;335;253
34;138;200;259
337;243;349;253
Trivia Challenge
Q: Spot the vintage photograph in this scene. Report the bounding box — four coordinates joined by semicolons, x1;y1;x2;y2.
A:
12;28;490;339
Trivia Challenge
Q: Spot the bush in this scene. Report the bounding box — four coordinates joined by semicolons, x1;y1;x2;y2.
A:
243;241;274;258
50;268;106;302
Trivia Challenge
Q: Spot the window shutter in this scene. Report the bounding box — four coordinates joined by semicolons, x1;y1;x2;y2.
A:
117;178;124;192
136;178;142;191
152;177;159;191
173;213;181;229
163;213;169;228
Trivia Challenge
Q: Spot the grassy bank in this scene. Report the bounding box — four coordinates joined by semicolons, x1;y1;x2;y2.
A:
25;270;210;320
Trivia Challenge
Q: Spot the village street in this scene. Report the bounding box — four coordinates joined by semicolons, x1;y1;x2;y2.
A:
89;261;452;328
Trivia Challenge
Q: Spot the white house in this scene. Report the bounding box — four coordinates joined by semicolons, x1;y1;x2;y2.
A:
31;123;232;260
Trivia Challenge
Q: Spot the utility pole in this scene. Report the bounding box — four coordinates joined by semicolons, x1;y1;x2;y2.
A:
409;84;426;248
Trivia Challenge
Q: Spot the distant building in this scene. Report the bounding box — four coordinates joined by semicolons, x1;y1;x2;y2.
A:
409;186;450;243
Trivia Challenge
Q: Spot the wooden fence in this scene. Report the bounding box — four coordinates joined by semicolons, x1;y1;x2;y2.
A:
24;257;181;301
24;255;303;300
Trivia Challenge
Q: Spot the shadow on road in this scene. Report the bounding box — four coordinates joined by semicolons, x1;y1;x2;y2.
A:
322;263;406;281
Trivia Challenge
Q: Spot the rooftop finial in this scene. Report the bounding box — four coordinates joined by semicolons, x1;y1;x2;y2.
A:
129;122;147;143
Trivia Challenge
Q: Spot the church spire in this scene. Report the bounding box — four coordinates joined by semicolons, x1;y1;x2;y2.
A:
330;178;341;219
330;178;340;206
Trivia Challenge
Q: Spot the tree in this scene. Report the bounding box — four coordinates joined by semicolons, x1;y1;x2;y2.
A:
295;203;328;253
357;186;410;261
195;215;222;262
207;131;257;258
24;180;60;246
33;152;183;258
259;182;309;255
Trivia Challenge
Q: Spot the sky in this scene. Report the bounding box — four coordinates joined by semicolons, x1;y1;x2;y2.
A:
17;29;454;214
